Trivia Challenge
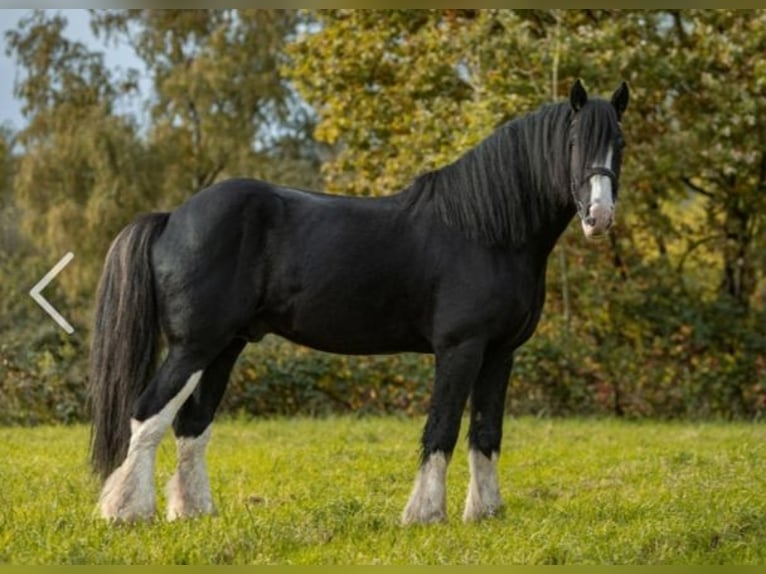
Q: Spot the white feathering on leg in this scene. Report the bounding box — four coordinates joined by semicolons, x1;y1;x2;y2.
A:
401;452;448;525
166;425;216;520
463;449;503;522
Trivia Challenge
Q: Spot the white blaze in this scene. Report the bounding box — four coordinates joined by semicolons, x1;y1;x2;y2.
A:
590;146;614;209
582;145;615;237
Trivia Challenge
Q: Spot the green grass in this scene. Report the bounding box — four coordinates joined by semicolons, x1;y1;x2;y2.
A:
0;416;765;564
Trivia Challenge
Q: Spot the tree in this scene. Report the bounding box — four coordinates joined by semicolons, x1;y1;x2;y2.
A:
6;10;152;297
7;9;323;299
666;10;766;308
0;126;23;261
92;9;321;205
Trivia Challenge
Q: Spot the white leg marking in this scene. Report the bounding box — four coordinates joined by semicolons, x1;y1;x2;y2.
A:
463;449;503;522
99;370;203;522
401;452;448;525
166;425;216;521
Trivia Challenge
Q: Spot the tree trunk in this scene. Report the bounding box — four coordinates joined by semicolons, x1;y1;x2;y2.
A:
720;196;755;309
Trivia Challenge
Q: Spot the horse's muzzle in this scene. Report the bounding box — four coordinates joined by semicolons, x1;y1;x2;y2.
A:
581;202;614;238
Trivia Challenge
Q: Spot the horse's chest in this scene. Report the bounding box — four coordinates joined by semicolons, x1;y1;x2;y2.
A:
503;272;547;347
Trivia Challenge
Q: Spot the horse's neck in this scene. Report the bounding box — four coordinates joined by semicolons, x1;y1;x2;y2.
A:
524;200;578;261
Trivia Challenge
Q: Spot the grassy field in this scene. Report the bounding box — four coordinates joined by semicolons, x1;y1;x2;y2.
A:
0;416;764;565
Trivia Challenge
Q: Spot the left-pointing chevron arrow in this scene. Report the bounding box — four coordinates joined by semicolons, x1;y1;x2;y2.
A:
29;252;75;334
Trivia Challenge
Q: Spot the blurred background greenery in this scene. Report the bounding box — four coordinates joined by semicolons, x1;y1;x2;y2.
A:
1;9;764;424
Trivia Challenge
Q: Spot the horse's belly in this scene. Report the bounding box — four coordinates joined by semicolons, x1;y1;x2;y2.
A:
276;329;431;355
260;295;432;355
269;324;432;355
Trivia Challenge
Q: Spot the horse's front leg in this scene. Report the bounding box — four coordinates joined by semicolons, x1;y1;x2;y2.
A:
463;348;513;522
402;338;484;525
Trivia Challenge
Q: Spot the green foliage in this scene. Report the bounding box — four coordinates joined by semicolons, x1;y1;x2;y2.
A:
287;10;633;195
1;10;765;423
91;10;320;204
2;417;766;564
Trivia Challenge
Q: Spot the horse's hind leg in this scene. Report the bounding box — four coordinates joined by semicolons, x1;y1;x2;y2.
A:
402;339;484;525
463;348;512;522
165;338;246;521
98;347;209;522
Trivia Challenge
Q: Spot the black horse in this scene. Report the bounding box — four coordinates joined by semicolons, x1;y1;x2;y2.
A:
89;80;628;523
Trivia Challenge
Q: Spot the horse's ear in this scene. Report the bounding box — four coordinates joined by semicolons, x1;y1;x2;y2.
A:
611;81;629;120
570;79;588;112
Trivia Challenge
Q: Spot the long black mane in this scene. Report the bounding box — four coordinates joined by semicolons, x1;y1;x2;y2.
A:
403;99;617;247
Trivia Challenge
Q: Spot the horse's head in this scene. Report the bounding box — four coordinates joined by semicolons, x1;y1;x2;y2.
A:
568;79;629;238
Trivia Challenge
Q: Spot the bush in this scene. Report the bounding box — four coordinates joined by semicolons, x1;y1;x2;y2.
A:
223;336;434;417
0;333;87;425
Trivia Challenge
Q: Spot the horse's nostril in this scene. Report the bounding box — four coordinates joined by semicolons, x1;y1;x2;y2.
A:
584;216;596;227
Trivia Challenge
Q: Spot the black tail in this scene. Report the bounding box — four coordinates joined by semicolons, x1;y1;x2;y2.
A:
88;212;170;480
